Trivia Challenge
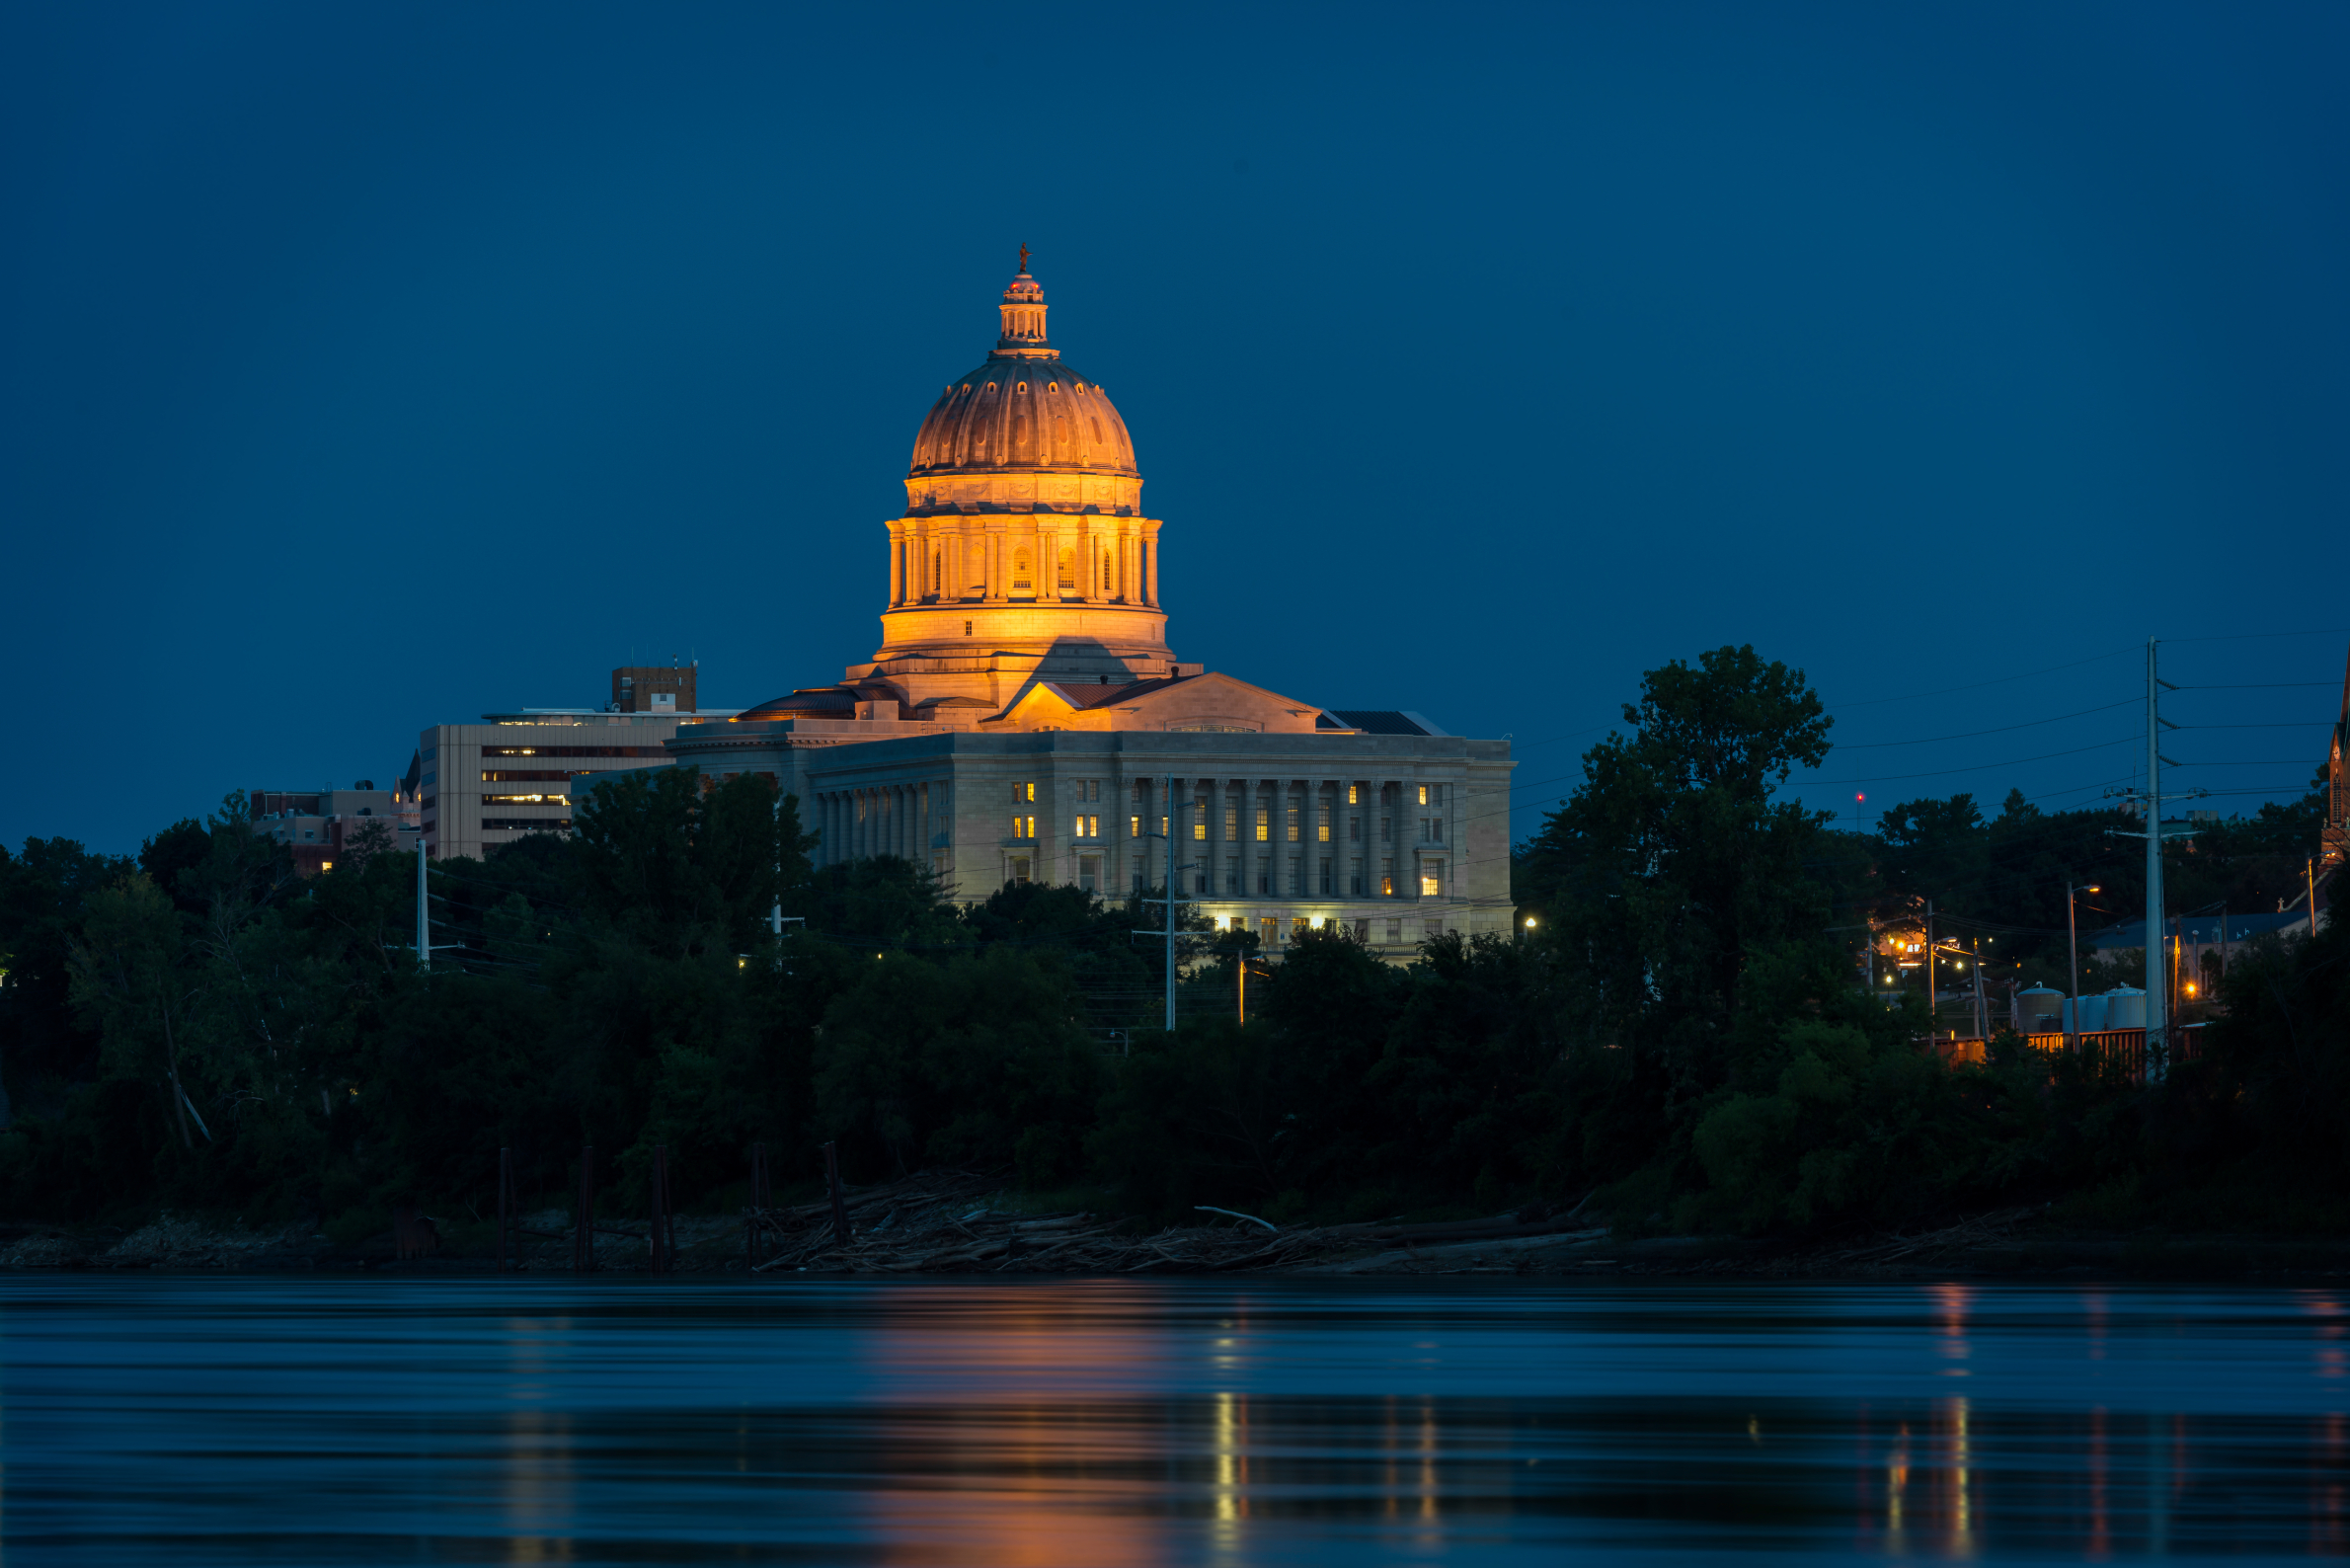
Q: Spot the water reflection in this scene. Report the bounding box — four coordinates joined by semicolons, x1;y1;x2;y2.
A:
2;1278;2347;1562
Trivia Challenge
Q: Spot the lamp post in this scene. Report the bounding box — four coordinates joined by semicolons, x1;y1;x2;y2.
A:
2066;882;2098;1055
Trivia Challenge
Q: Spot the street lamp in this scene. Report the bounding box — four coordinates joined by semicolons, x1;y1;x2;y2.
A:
2067;882;2100;1054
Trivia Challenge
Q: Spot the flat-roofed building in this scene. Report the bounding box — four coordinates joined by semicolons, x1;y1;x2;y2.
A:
420;670;740;861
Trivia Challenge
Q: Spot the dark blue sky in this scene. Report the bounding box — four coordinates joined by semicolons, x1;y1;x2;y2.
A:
6;2;2345;854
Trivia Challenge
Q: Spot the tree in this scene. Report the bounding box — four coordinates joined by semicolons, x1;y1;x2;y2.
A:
1518;645;1837;1103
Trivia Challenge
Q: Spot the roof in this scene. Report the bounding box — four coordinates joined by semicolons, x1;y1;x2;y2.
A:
1327;709;1449;737
2089;911;2311;948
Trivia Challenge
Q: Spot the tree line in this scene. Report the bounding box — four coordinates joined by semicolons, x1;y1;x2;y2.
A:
1;647;2342;1243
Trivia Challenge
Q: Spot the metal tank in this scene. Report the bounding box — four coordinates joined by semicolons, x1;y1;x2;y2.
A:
2064;993;2109;1033
2014;984;2064;1032
2102;987;2148;1031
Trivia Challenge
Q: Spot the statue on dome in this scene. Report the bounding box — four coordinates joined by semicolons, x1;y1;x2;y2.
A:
1017;243;1030;274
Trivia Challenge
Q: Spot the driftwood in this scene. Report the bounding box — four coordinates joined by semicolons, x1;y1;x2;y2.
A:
743;1172;1618;1275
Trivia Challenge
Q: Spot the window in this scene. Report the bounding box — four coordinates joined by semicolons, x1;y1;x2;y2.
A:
320;861;333;872
1225;865;1239;894
1380;816;1392;842
1428;918;1447;938
1058;548;1075;589
964;620;973;636
483;745;666;758
1348;784;1360;805
1386;918;1403;943
1257;864;1272;895
1195;872;1208;894
1349;815;1361;841
1286;807;1299;842
1076;815;1100;839
1381;859;1395;897
1288;855;1302;895
1255;810;1270;842
1431;818;1444;842
1013;551;1033;590
1192;817;1207;840
1009;856;1032;885
1079;855;1101;894
1224;806;1237;841
481;770;578;783
1015;781;1036;803
1318;857;1332;894
1012;815;1037;838
1433;784;1447;806
1317;814;1330;842
1422;860;1445;898
1292;916;1310;938
1260;916;1278;946
1350;858;1364;895
1082;779;1101;802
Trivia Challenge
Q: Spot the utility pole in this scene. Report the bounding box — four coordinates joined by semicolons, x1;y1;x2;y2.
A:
2311;857;2321;942
1131;774;1191;1034
1924;899;1935;1032
417;832;431;973
1970;937;1987;1041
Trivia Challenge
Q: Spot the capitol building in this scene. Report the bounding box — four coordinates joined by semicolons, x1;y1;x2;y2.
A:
633;260;1516;950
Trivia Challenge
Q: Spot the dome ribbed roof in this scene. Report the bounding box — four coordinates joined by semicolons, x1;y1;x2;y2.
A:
906;265;1138;479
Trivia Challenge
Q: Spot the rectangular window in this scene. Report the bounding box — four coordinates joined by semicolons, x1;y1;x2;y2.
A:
1316;815;1329;842
1016;781;1036;803
1011;815;1037;838
1381;859;1394;897
1433;784;1447;807
1254;810;1269;842
1417;784;1429;806
1286;807;1299;842
1385;918;1403;943
1257;865;1272;895
1084;779;1100;802
1225;865;1240;894
1130;815;1141;838
1193;818;1207;840
1259;915;1278;947
1422;860;1445;898
1288;855;1302;895
422;771;437;786
1224;806;1237;841
1380;816;1392;842
1195;872;1208;894
1318;856;1332;894
1292;916;1310;938
1419;818;1430;840
1348;784;1360;805
1349;816;1360;841
482;745;667;758
1161;816;1168;839
1350;858;1364;895
1431;817;1444;842
1079;855;1101;894
1010;856;1032;885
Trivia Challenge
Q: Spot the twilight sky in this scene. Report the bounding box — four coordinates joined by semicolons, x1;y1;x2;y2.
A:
5;1;2345;855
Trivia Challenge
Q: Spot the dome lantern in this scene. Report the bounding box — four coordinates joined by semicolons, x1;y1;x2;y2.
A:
995;246;1054;357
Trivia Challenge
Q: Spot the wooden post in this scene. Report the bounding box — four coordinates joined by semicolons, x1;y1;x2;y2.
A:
822;1139;851;1248
649;1144;673;1275
574;1143;595;1273
498;1146;514;1274
745;1141;771;1266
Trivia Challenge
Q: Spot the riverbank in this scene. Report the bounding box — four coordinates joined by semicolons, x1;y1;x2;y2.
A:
4;1205;2346;1280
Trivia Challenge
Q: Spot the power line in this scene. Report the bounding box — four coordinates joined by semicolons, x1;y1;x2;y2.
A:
1835;697;2138;749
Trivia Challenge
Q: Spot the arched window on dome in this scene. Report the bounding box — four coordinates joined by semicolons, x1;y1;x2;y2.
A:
1090;417;1104;443
1057;548;1075;591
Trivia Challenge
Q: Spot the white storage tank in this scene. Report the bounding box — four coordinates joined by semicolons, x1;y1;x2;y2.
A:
2103;986;2148;1030
2064;993;2109;1033
2014;984;2064;1032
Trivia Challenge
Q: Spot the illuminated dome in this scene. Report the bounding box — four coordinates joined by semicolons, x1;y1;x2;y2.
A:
852;254;1175;712
901;260;1141;517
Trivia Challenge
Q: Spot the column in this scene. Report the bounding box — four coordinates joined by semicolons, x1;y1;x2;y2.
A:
983;520;1005;602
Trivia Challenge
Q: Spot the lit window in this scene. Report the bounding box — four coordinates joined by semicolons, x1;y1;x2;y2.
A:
1348;784;1360;805
1286;808;1299;842
320;860;333;871
1417;784;1430;806
1130;815;1141;838
1422;860;1446;898
1193;818;1207;840
1317;817;1330;842
1225;807;1237;841
1381;859;1394;896
1255;810;1270;842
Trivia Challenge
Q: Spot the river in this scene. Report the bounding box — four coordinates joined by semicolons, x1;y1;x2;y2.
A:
2;1275;2344;1562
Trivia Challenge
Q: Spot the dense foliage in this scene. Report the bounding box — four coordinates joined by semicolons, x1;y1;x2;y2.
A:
2;646;2341;1240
